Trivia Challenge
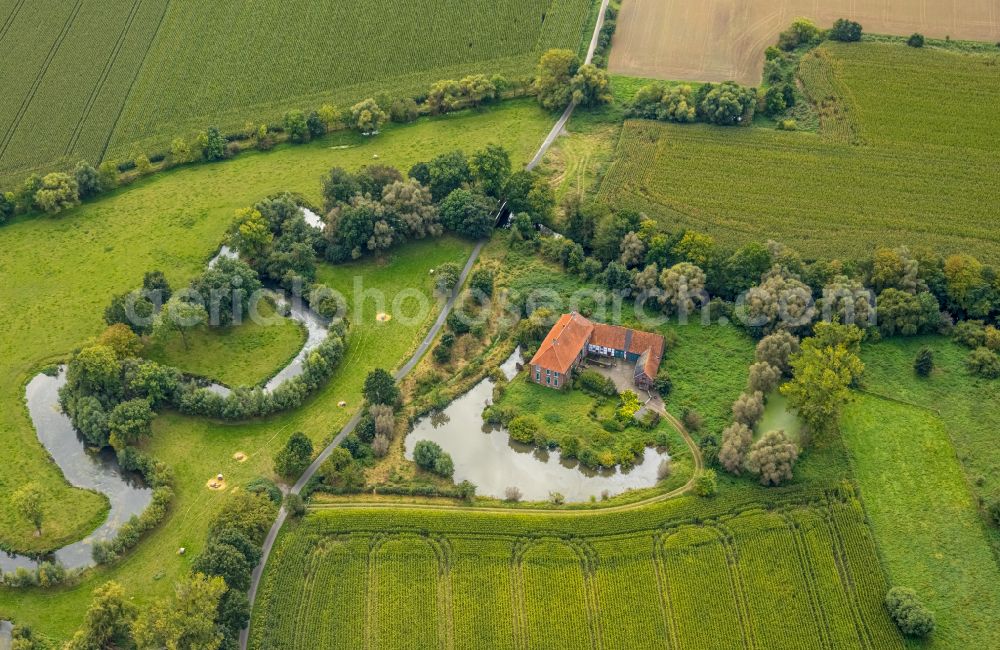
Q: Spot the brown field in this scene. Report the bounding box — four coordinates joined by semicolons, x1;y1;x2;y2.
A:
609;0;1000;84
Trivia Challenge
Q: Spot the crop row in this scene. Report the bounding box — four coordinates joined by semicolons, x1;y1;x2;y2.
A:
249;496;904;649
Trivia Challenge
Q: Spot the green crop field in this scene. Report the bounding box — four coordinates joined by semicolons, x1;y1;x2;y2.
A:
596;42;1000;262
0;102;551;639
0;0;594;187
250;490;904;650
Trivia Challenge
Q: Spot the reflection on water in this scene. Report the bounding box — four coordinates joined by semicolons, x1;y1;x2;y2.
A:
0;621;11;650
0;370;152;573
405;349;670;503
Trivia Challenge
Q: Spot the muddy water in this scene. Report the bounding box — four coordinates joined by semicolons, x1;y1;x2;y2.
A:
0;371;152;573
405;350;670;503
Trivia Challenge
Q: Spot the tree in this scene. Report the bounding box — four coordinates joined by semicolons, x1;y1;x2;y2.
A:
209;490;277;542
885;587;935;637
698;82;756;125
65;581;137;650
745;430;799;485
228;207;273;260
96;323;141;359
659;262;706;315
190;257;262;326
943;253;992;318
153;296;207;350
191;540;252;591
170;137;192;164
471;144;511;198
322;167;361;210
12;483;44;535
372;434;390;457
755;331;800;375
135;154;152;176
283;109;309;143
426;150;472;202
132;573;226;650
412;440;443;469
273;431;314;478
628;83;697;122
203;126;227;161
570;64;612;107
533;49;580;110
0;191;13;225
778;18;820;50
619;231;646;267
74;161;102;199
907;33;925;47
748;361;782;394
719;423;753;474
381;179;441;239
318;104;342;129
762;85;787;116
434;262;461;295
306;110;326;139
732;391;765;427
370;403;395;439
350;98;388;134
363;368;400;405
433;453;455;478
33;172;80;213
829;18;863;42
439;188;494;239
469;267;494;297
66;344;122;403
389;97;419;123
108;398;154;450
781;323;864;434
877;289;938;337
914;347;934;377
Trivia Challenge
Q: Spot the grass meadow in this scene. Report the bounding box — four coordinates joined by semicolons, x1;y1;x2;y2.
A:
143;299;306;388
594;42;1000;261
0;102;547;639
0;0;594;186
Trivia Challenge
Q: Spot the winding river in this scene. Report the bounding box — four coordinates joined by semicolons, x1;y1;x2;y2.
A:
1;207;329;573
404;350;671;502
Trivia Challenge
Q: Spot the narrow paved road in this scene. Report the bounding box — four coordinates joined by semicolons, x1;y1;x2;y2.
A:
242;4;614;646
526;0;610;171
240;241;483;649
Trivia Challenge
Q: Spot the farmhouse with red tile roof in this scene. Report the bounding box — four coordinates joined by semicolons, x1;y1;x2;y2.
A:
527;313;664;390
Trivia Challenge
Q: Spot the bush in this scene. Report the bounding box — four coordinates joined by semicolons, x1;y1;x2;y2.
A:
284;493;306;517
504;486;522;502
246;477;282;505
694;470;717;497
914;347;934;377
412;439;454;477
952;320;986;348
577;369;617;397
682;409;703;432
907;33;925;48
508;415;540;444
885;587;935;637
967;347;1000;379
828;18;862;42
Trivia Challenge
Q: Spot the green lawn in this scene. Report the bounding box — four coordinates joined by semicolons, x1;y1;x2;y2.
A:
0;102;547;640
143;299;306;387
594;42;1000;262
841;394;1000;648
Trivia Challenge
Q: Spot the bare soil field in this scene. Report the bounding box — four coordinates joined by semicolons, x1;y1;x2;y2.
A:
609;0;1000;84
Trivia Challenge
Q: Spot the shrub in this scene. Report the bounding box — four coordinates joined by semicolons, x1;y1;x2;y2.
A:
654;370;673;397
967;347;1000;379
907;33;925;48
508;415;540;444
577;369;617;397
732;391;765;427
246;477;282;505
914;347;934;377
778;18;820;51
504;486;522;502
284;493;306;517
719;422;753;475
694;470;717;497
885;587;935;637
616;390;642;422
682;408;703;432
952;320;986;348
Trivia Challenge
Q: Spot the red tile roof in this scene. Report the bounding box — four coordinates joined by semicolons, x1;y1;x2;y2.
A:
590;322;627;350
528;312;593;375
